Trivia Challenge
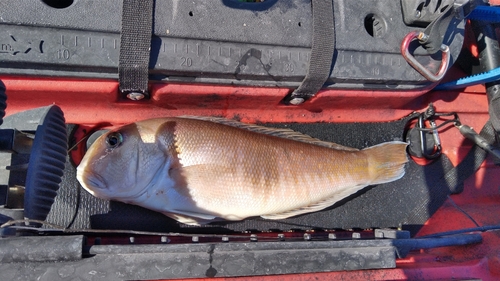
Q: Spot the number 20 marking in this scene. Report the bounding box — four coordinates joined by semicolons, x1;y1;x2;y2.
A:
181;57;192;67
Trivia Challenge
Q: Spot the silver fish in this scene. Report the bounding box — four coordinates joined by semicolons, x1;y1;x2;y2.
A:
77;117;408;225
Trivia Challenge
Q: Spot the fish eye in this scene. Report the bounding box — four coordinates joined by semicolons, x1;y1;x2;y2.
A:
106;132;123;148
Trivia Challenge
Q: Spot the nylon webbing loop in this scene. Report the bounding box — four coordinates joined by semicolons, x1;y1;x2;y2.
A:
285;0;335;105
442;121;495;193
119;0;154;100
403;121;495;229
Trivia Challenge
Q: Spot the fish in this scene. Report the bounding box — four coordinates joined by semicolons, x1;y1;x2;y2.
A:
76;117;408;225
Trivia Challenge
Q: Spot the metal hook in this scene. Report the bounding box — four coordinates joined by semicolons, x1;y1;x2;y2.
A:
417;114;442;159
401;31;450;82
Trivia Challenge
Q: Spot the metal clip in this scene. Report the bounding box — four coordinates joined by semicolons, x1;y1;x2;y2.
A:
405;103;461;160
401;31;451;82
406;114;442;159
417;113;442;159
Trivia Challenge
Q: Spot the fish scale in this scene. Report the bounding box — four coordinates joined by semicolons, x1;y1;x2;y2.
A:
172;119;344;212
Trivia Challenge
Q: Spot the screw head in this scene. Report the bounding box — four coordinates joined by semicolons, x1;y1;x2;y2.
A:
126;92;145;101
289;97;305;105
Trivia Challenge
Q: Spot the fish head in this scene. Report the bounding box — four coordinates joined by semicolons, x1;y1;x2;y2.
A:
76;121;171;201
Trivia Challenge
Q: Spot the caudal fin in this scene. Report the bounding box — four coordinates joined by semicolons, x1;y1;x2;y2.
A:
362;141;409;185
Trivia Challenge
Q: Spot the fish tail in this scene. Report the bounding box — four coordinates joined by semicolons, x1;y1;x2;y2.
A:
363;141;409;185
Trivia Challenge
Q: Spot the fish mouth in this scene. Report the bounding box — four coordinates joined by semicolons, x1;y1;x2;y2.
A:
85;174;107;189
76;168;108;196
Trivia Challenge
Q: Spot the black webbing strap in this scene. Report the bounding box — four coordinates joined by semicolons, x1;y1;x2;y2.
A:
285;0;335;105
443;121;495;194
404;121;495;230
119;0;154;100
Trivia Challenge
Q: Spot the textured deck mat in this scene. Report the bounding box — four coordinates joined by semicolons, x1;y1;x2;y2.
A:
44;117;456;236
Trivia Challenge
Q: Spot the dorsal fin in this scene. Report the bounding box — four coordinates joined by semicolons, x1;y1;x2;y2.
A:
179;116;359;151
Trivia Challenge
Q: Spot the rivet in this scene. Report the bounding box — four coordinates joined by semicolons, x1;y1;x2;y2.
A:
289;97;305;105
126;92;145;101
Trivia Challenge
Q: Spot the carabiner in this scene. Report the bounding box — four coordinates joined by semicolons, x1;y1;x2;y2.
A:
401;31;450;82
418;114;442;159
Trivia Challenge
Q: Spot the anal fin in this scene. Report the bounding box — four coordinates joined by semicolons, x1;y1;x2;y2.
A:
162;211;218;226
261;183;368;220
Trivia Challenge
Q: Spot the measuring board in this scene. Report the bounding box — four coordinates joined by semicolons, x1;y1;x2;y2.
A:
0;0;465;90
